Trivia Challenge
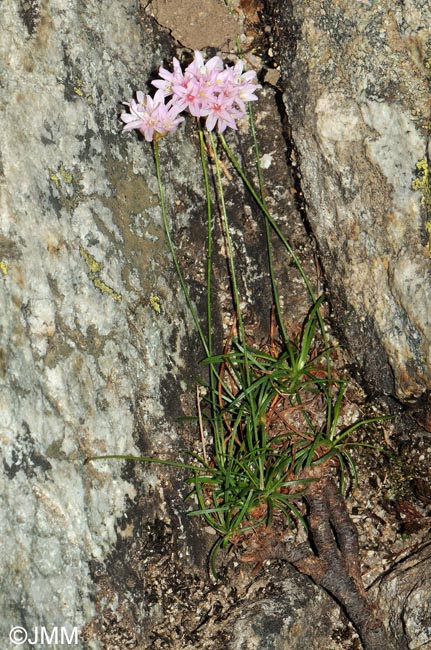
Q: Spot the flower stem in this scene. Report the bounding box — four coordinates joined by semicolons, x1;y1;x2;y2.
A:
198;125;214;357
153;140;209;357
219;134;315;301
208;131;246;346
207;131;260;476
219;132;333;434
246;104;294;363
198;123;224;459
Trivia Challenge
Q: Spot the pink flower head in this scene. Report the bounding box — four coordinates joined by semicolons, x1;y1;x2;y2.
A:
205;94;244;133
235;68;261;109
218;60;262;113
151;57;186;97
168;51;226;117
171;76;216;117
120;89;184;142
121;53;261;139
185;51;224;85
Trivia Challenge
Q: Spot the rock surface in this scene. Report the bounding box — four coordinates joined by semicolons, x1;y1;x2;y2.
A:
227;566;354;650
0;0;199;644
278;0;431;400
1;1;314;647
2;0;431;648
371;541;431;650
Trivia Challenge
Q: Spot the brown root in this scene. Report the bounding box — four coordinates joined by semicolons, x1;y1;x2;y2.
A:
240;476;402;650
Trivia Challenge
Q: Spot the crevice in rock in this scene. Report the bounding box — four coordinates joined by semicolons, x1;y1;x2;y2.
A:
242;473;401;650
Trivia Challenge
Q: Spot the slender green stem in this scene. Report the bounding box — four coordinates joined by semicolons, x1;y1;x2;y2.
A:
219;132;334;434
246;104;294;362
207;132;246;347
198;126;214;358
207;131;262;485
219;137;331;350
198;123;225;460
219;134;316;301
153;140;209;357
86;454;207;472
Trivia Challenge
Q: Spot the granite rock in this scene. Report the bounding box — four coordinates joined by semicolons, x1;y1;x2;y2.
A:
278;0;431;399
370;542;431;649
2;0;430;647
0;0;198;645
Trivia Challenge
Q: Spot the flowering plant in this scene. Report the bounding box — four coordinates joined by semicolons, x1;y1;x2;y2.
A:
121;50;261;137
91;52;387;598
87;49;394;648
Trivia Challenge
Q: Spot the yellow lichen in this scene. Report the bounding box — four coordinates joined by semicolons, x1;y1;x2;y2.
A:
73;78;84;97
412;158;431;256
411;159;430;202
149;294;161;314
79;247;122;302
92;277;122;302
79;247;104;274
59;164;73;184
426;222;431;256
50;164;73;186
49;164;81;210
72;78;92;103
49;172;60;188
0;261;7;275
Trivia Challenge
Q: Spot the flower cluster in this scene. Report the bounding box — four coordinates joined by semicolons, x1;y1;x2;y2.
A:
121;51;261;141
